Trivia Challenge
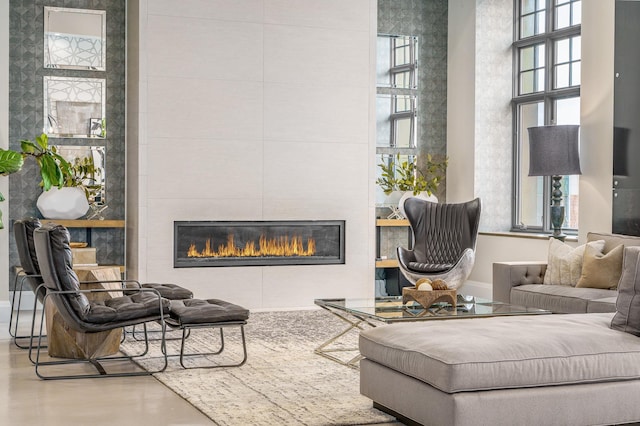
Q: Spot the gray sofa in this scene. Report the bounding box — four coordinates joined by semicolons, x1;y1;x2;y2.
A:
493;232;640;313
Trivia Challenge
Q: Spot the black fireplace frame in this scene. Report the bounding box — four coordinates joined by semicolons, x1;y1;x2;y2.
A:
174;220;346;268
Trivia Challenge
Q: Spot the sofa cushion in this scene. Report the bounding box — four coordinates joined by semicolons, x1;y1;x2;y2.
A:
587;296;618;313
587;232;640;253
576;244;624;289
511;284;615;313
359;313;640;394
543;238;605;286
612;246;640;336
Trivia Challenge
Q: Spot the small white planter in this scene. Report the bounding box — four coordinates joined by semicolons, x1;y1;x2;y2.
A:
37;187;89;219
398;191;438;218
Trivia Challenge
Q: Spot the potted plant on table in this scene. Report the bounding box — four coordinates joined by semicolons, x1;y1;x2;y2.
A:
376;153;448;216
30;135;103;220
0;133;70;228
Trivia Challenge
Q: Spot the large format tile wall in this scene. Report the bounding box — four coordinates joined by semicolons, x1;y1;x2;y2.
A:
128;0;377;309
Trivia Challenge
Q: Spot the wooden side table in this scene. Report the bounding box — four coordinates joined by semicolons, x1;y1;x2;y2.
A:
45;265;123;359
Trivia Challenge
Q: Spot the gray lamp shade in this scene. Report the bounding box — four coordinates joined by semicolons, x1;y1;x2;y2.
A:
528;125;581;176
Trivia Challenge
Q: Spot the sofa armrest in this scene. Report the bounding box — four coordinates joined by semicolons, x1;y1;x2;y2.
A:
492;261;547;304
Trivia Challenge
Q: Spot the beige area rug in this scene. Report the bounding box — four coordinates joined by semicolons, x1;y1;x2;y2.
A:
121;309;395;426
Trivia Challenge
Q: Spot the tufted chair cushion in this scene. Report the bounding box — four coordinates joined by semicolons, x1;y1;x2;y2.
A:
85;292;171;323
407;262;453;273
169;299;249;326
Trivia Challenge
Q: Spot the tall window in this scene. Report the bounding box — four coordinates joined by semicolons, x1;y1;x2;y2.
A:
512;0;581;232
376;34;419;205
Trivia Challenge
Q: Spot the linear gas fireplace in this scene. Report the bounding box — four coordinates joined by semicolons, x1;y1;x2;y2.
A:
174;220;345;267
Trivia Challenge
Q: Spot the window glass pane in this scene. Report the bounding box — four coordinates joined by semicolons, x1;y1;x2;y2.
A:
554;97;580;229
536;68;545;91
572;36;581;60
555;63;570;88
376;95;392;147
393;71;408;88
521;15;535;38
555;38;570;64
394;117;413;148
522;0;536;14
572;2;582;25
571;62;581;85
376;95;416;147
394;96;411;113
537;0;545;9
520;46;534;70
556;4;571;29
519;102;545;228
520;71;535;94
536;11;546;34
393;43;409;66
555;97;580;124
536;44;545;67
376;36;392;87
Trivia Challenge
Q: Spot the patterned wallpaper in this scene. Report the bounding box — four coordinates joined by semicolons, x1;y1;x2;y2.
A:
8;0;126;282
377;0;448;261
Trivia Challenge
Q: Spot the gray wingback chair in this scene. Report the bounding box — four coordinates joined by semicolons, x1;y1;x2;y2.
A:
397;197;481;290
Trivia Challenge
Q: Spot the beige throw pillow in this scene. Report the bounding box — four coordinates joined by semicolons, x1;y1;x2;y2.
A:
543;238;605;286
576;244;624;289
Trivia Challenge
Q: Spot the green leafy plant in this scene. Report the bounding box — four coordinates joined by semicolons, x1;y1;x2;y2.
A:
376;154;448;196
63;155;103;201
19;133;71;190
0;149;25;229
0;133;71;228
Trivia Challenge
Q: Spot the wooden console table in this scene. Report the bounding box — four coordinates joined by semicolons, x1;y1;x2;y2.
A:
45;265;123;359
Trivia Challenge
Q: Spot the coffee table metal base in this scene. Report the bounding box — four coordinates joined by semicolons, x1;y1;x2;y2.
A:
314;304;378;369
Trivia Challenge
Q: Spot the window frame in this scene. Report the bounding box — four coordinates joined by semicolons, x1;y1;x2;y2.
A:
511;0;581;233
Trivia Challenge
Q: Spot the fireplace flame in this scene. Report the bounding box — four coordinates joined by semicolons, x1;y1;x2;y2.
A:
187;234;316;258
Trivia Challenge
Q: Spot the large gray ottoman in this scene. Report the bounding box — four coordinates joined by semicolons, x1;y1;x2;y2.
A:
359;313;640;426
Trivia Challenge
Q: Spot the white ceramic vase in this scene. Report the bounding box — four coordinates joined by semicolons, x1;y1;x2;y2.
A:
383;190;405;206
37;187;89;219
398;191;438;218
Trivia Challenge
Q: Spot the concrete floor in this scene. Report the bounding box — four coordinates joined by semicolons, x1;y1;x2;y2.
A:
0;314;216;426
0;314;402;426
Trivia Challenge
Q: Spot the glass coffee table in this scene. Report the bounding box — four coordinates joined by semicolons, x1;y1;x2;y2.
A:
314;295;550;369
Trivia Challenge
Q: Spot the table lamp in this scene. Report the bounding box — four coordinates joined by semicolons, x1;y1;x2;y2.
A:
527;125;581;240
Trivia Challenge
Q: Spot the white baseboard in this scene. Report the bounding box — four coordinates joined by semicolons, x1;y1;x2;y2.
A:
0;292;41;323
0;300;9;323
460;280;492;299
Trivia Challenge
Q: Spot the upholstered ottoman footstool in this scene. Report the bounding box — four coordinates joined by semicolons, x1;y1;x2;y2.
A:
141;283;194;300
167;299;249;369
360;313;640;426
127;283;194;341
